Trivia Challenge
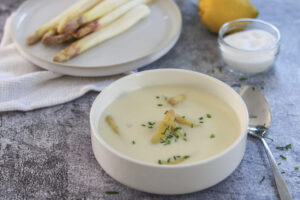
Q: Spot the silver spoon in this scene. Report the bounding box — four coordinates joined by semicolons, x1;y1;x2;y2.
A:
239;85;292;200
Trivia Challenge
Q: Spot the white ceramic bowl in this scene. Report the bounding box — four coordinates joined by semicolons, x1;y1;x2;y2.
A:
90;69;249;195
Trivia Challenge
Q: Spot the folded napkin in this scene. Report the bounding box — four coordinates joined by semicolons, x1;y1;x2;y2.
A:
0;14;126;112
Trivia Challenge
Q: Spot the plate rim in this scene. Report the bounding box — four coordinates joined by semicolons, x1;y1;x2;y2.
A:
11;0;182;69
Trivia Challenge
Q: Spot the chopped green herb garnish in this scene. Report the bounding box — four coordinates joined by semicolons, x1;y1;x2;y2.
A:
183;155;190;159
260;86;264;90
280;155;287;160
183;138;187;141
132;140;136;144
278;162;281;166
211;69;215;73
157;104;163;107
167;158;171;163
105;191;119;195
210;134;215;139
173;156;177;160
259;176;265;184
239;77;248;81
281;171;285;174
158;160;162;165
164;110;168;114
295;167;299;171
164;97;168;101
141;121;156;129
199;121;204;123
207;114;212;118
199;117;204;120
173;127;182;132
162;126;170;135
182;116;186;119
218;66;222;72
156;96;160;99
190;124;194;128
276;144;292;151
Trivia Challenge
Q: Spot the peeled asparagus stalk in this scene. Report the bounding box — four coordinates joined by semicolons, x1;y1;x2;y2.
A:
74;0;153;38
62;0;132;34
53;4;150;62
26;0;88;45
42;33;74;46
56;0;104;34
41;29;57;44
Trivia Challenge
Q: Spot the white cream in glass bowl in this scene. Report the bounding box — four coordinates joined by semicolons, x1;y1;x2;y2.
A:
218;18;280;75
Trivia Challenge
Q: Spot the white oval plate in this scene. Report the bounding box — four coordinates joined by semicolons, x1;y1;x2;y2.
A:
11;0;182;71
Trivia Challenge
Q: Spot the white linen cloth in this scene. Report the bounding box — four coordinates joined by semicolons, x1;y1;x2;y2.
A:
0;15;126;112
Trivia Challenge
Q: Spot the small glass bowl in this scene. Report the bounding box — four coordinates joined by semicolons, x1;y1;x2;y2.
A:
218;18;280;76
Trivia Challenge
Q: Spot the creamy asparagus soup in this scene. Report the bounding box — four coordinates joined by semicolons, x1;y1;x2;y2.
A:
99;85;241;165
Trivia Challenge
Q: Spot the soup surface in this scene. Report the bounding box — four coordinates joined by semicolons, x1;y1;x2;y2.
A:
98;85;241;165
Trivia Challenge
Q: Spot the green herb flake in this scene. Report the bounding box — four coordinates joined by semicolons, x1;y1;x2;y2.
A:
182;116;186;119
183;155;190;159
158;160;162;165
218;66;222;72
167;158;171;163
132;140;136;145
239;77;248;81
210;134;215;139
141;124;146;127
280;155;287;160
276;144;292;151
260;86;264;90
278;162;281;166
206;114;212;118
281;171;286;174
199;117;204;120
157;104;163;107
211;69;215;73
295;167;299;171
156;96;160;99
183;138;187;142
190;124;194;128
105;191;119;195
174;127;182;132
259;176;265;184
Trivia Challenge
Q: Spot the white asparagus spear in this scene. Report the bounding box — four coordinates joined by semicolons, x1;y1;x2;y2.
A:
56;0;104;34
74;0;153;38
26;0;89;45
53;4;151;62
62;0;132;34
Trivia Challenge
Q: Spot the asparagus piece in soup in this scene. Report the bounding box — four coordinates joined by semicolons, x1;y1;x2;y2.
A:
175;115;198;127
105;116;120;135
151;110;175;143
158;155;190;165
168;94;186;106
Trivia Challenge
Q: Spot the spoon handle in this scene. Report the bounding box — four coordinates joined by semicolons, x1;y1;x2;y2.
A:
260;138;293;200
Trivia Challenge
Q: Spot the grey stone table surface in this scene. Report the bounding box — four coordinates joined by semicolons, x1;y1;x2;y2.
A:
0;0;300;199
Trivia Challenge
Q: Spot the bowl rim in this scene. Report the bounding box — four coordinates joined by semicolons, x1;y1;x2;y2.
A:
218;18;281;52
90;68;249;169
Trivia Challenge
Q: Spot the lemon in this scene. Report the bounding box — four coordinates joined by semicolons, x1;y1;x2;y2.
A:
198;0;258;33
